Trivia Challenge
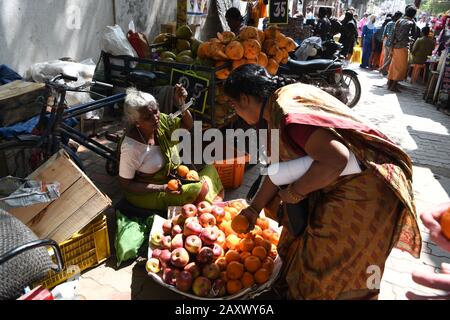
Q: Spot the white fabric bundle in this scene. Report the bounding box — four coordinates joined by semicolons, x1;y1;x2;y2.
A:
267;151;362;186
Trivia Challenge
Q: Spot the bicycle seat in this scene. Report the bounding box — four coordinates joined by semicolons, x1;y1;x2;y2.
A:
286;58;334;73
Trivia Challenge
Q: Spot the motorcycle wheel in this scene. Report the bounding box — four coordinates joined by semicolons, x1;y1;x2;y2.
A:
340;70;361;108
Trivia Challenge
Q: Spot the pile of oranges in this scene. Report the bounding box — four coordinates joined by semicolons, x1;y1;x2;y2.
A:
217;201;280;296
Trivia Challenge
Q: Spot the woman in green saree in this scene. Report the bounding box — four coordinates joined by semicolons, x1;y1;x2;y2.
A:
119;87;223;212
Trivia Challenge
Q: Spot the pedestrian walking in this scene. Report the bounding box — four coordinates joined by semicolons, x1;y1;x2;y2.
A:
379;11;403;75
360;15;376;69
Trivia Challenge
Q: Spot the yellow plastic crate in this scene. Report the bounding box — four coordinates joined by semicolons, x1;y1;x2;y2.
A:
214;150;250;189
35;215;111;289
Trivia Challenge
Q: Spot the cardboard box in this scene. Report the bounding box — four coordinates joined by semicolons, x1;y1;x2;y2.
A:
0;80;47;127
9;150;112;243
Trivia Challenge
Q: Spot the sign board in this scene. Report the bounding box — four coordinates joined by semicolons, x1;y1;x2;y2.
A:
269;0;288;24
171;69;209;114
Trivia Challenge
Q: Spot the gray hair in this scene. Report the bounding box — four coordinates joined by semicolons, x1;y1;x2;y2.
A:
124;88;158;125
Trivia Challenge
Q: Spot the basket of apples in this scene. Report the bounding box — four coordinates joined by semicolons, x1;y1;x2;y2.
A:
146;200;282;300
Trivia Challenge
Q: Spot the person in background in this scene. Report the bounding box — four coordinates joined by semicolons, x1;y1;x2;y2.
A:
339;11;358;60
314;7;332;41
360;15;377;69
358;13;369;36
379;11;403;75
409;26;436;65
305;7;316;25
370;18;385;69
226;7;245;35
417;14;428;30
387;6;418;92
407;202;450;299
378;16;392;70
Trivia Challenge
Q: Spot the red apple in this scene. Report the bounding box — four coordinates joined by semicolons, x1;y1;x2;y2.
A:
152;249;162;260
192;276;212;297
163;267;180;286
200;227;219;246
202;263;221;280
212;279;227;297
162;219;173;235
162;235;172;250
185;235;202;255
212;243;224;259
183;221;203;237
171;234;184;251
199;213;217;228
215;230;226;247
171;248;190;268
182;204;198;218
198;201;213;214
159;249;172;267
184;216;199;226
146;258;161;274
212;206;226;222
184;262;201;279
196;247;214;265
171;224;183;238
176;271;194;292
150;231;164;248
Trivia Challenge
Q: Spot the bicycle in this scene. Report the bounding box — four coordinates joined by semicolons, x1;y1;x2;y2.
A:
0;74;126;179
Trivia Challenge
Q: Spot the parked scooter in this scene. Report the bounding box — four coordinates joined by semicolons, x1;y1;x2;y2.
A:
279;37;361;108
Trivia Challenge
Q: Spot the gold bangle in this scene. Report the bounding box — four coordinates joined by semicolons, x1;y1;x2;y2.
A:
287;184;306;203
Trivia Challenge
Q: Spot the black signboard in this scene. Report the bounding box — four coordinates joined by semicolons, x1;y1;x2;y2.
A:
170;69;209;114
269;0;289;24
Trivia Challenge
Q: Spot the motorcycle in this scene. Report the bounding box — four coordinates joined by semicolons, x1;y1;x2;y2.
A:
278;38;361;108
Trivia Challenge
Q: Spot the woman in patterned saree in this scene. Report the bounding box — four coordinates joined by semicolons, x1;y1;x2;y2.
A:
224;64;422;300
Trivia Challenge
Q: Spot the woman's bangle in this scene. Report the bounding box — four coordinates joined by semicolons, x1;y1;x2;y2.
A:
287;184;307;203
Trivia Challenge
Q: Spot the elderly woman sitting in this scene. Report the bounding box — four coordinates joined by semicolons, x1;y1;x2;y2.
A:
118;87;223;212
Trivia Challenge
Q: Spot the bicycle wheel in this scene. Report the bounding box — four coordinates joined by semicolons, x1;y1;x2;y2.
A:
0;140;48;179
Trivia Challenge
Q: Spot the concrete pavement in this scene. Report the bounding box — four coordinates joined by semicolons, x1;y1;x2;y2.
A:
73;66;450;300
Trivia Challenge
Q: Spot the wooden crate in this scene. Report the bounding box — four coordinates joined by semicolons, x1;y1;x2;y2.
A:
0;80;47;127
9;150;112;243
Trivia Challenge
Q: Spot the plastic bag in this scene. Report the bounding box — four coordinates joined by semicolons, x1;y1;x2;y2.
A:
0;177;60;210
101;25;138;57
114;211;154;267
294;37;322;61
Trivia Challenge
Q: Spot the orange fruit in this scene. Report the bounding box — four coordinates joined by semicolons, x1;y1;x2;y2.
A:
227;207;239;219
441;209;450;240
177;165;190;178
244;255;262;273
262;239;272;252
221;271;228;282
230;201;246;211
167;179;180;191
227;261;245;280
254;235;265;247
224;210;232;222
215;257;228;271
226;234;240;250
262;229;274;241
241;272;255;288
269;244;278;259
225;250;241;264
239;238;255;252
252;246;267;261
251;225;263;237
240;251;252;262
256;217;269;230
271;232;280;246
231;215;250;234
227;279;243;295
254;268;270;284
262;257;274;273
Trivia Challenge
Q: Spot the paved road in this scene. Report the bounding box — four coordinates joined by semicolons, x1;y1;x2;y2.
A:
74;66;450;300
